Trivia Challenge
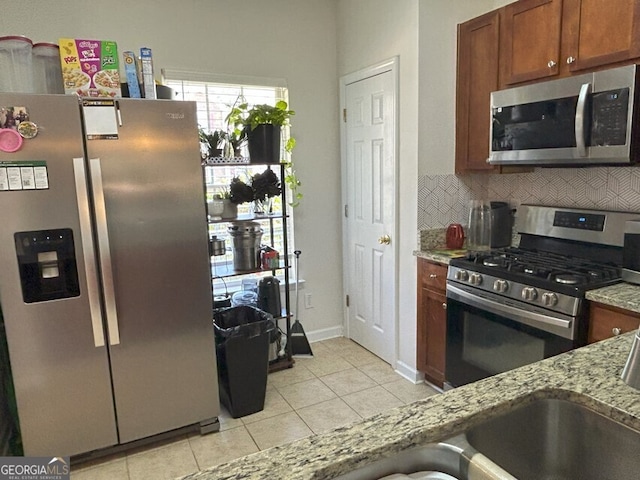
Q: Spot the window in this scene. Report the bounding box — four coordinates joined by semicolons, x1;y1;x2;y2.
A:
162;71;294;285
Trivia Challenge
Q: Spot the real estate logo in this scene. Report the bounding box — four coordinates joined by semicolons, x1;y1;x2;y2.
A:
0;457;70;480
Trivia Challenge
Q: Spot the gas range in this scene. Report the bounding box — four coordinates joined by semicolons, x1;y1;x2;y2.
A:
448;247;621;317
448;204;639;324
444;204;640;388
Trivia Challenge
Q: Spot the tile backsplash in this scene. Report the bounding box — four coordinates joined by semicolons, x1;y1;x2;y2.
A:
418;166;640;230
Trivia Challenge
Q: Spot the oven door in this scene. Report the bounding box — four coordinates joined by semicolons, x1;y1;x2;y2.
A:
445;282;576;388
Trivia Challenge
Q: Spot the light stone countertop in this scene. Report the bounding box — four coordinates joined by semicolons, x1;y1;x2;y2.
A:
179;333;640;480
586;282;640;314
413;249;465;265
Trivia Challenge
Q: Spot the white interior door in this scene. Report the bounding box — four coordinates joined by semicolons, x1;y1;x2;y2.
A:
342;61;397;364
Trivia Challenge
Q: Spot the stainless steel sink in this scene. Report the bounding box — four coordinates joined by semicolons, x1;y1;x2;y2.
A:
465;398;640;480
328;438;466;480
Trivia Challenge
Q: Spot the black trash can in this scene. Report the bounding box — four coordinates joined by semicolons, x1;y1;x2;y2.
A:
213;305;275;418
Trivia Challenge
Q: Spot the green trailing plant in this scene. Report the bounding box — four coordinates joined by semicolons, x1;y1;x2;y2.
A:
245;101;295;130
282;137;302;207
226;100;294;130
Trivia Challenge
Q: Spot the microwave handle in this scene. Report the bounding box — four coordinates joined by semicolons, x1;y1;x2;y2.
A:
575;82;591;157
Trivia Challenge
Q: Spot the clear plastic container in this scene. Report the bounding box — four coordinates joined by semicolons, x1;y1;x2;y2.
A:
467;200;492;251
32;42;63;94
0;36;34;93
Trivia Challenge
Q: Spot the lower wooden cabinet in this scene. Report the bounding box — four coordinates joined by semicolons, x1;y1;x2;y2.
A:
588;302;640;344
417;258;448;387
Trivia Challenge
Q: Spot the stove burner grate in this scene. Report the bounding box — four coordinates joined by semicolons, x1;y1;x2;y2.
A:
457;247;621;290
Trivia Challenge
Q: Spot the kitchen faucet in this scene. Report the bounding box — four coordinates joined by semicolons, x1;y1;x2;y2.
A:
621;327;640;389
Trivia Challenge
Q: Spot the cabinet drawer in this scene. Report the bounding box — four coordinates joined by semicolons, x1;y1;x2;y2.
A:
419;259;447;291
588;302;640;343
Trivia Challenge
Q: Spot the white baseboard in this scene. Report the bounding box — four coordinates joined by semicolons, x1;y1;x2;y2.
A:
393;359;422;384
305;325;344;344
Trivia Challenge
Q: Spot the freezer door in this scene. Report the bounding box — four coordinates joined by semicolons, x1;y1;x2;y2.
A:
0;94;117;456
84;99;219;443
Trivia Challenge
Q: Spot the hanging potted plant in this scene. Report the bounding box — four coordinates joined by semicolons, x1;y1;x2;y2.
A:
227;101;294;164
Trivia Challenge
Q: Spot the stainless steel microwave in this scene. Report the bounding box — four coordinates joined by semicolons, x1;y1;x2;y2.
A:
488;65;639;166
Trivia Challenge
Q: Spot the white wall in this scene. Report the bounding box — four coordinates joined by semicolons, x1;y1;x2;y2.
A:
0;0;344;337
337;0;420;378
418;0;510;176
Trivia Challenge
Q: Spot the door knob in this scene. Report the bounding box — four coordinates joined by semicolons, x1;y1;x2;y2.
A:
547;60;557;68
378;235;391;245
566;56;576;64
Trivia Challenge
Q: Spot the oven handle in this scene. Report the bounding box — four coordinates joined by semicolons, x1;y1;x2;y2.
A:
446;283;575;340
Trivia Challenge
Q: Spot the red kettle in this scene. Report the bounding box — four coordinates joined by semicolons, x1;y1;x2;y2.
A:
446;223;465;249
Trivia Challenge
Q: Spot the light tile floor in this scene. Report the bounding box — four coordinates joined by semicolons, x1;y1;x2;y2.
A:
71;337;440;480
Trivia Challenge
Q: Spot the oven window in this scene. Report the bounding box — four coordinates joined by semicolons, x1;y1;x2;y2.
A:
462;314;545;375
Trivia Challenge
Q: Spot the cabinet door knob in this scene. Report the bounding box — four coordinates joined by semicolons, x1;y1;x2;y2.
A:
547;60;557;68
442;303;447;310
612;327;622;336
566;56;576;64
378;234;391;245
429;274;437;278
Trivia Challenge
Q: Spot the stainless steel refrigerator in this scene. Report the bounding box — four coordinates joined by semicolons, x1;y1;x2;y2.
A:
0;94;219;456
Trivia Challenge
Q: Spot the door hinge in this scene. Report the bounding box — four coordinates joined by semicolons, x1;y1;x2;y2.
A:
343;108;347;123
344;204;348;217
346;294;350;307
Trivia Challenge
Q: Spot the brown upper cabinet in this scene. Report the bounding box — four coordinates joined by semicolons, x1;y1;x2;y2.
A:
501;0;640;86
455;0;640;174
455;10;500;173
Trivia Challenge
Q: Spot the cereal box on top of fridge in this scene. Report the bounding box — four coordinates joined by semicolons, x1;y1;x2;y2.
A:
59;39;122;97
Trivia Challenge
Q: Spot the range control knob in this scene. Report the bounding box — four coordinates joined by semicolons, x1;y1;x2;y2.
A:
493;279;509;293
541;292;558;307
521;287;538;301
469;273;483;286
455;269;469;282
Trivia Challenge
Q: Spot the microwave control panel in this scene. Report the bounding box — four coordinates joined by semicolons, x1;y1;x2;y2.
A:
591;88;630;147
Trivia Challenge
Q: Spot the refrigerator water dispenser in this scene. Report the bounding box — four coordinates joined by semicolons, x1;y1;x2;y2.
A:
14;229;80;303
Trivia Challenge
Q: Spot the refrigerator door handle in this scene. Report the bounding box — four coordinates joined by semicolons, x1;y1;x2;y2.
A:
73;157;106;348
89;157;121;346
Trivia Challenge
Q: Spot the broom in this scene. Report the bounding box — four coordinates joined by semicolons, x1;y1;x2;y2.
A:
290;250;313;356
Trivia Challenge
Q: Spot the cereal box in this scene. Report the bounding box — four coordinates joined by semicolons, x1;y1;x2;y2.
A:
140;47;156;99
58;39;122;97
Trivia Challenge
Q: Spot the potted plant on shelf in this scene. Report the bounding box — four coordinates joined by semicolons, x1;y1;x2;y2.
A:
226;100;294;164
224;176;254;219
251;168;281;215
199;128;226;160
226;99;302;206
226;128;246;158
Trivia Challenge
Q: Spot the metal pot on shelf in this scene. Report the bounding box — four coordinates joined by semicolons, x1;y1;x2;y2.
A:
227;222;263;271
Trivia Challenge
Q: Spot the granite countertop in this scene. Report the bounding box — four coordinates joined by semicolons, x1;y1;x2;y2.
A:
413;249;466;265
180;334;640;480
586;282;640;314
